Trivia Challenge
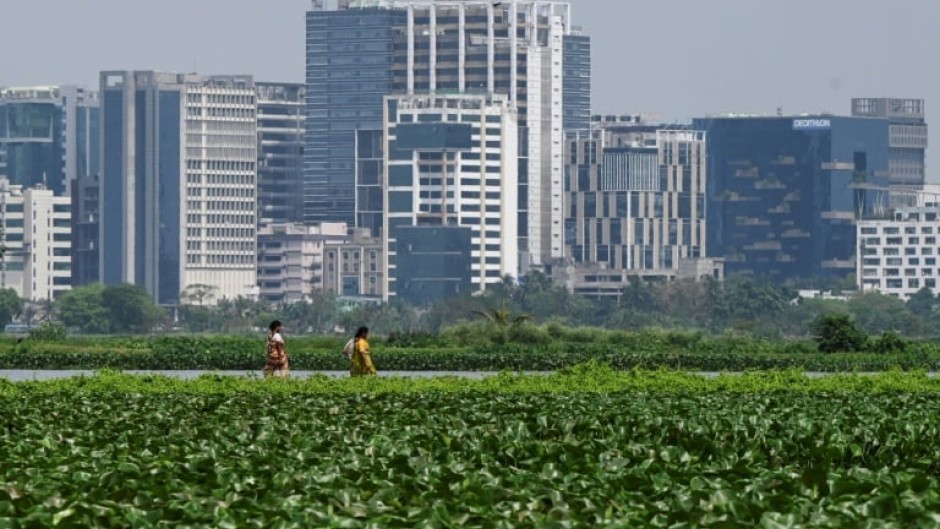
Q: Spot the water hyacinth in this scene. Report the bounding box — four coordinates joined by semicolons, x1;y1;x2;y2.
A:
2;368;940;527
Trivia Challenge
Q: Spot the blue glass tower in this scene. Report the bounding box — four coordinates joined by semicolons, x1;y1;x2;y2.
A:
692;115;891;282
304;8;406;225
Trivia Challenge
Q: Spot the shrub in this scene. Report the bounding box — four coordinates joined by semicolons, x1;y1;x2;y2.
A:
811;313;868;353
868;330;908;354
28;322;67;342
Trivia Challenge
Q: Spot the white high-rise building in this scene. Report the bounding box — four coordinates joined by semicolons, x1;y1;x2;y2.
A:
381;94;518;298
0;179;71;301
99;72;257;305
384;0;569;269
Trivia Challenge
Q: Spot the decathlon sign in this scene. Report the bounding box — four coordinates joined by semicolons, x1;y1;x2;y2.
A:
792;118;831;130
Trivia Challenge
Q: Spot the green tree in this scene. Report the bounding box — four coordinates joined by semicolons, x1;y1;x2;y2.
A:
0;288;22;329
56;283;109;333
847;292;920;335
811;312;868;353
906;287;936;319
101;284;164;334
180;284;219;332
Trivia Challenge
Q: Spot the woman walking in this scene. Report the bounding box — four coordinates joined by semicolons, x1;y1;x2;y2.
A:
350;326;376;377
264;320;289;378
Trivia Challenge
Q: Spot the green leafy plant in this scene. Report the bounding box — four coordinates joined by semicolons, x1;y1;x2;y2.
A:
812;312;868;353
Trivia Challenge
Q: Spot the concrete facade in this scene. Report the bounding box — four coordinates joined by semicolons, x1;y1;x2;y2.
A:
564;117;707;280
381;93;519;299
858;206;940;299
0;179;71;301
257;222;347;304
323;228;385;299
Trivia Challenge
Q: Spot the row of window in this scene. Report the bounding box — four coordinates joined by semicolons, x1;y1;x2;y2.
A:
861;225;937;235
186;160;256;171
187;93;255;106
186;254;255;265
864;257;938;266
864;237;937;246
864;278;937;290
186;187;256;198
863;267;940;277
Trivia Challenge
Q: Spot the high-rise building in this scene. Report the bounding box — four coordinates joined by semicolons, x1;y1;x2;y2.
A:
305;7;406;225
306;0;586;270
693;115;891;282
562;32;591;135
564;117;707;282
380;93;518;299
0;85;99;195
0;179;71;301
99;71;258;305
851;98;927;189
257;83;305;226
70;175;99;287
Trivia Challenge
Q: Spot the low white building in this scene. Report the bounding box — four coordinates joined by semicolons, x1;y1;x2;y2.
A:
0;179;71;301
857;206;940;299
257;222;347;304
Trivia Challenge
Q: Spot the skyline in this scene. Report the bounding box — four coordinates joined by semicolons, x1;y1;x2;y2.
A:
1;0;935;176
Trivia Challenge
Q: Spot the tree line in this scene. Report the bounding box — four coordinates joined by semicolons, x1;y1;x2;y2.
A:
1;273;938;338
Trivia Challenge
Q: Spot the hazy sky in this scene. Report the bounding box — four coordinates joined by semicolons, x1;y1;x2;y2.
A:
2;0;936;176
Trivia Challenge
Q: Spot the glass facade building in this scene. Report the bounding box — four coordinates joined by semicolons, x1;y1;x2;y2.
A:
562;33;591;135
257;82;305;226
0;86;98;196
395;225;472;306
692;115;891;282
304;8;406;225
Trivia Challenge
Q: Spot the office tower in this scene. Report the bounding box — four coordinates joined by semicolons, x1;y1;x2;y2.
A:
305;6;406;225
693;115;891;282
851;98;927;189
70;175;99;287
99;71;257;305
0;179;72;301
256;222;348;304
0;85;99;195
307;0;585;270
857;205;940;299
562;32;591;134
257;82;305;226
380;93;518;299
563;117;708;291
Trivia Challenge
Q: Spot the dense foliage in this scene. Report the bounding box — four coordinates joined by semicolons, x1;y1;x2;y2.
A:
2;331;940;371
41;274;940;340
3;369;940;527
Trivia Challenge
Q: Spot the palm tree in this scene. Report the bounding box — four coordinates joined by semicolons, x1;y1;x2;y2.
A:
473;302;531;327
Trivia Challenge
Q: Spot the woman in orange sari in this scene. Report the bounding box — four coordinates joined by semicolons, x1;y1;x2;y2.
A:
263;320;289;378
350;326;376;376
